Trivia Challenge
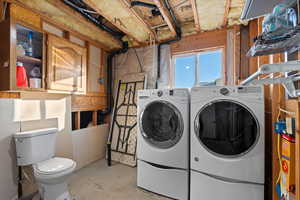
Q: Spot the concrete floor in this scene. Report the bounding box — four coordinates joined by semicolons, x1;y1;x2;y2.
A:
69;160;171;200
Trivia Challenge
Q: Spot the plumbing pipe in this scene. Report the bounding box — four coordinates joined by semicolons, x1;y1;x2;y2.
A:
63;0;125;39
156;0;181;86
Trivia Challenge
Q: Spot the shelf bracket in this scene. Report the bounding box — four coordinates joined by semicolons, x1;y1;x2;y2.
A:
240;60;300;97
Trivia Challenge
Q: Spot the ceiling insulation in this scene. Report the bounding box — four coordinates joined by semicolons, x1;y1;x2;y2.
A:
195;0;227;31
83;0;153;43
227;0;247;26
14;0;122;50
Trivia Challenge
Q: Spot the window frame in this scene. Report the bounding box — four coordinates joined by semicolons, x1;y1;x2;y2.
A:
171;47;226;88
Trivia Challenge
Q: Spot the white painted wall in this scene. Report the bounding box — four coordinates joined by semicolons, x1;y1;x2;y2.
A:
0;99;20;200
72;124;109;170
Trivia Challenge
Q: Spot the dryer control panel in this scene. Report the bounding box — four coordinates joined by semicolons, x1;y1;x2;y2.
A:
138;89;188;99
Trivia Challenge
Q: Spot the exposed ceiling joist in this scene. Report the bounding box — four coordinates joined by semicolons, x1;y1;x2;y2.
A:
153;0;177;37
120;0;157;41
83;0;152;44
46;0;122;41
11;0;122;50
223;0;232;26
190;0;200;32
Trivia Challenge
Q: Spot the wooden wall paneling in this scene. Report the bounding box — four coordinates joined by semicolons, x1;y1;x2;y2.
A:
171;29;227;55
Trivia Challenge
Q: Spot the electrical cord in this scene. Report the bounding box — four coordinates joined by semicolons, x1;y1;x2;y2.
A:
134;48;143;73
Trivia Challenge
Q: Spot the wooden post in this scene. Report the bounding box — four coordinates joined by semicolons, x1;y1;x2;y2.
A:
93;111;97;126
296;102;300;200
285;100;300;200
75;111;81;130
233;25;240;84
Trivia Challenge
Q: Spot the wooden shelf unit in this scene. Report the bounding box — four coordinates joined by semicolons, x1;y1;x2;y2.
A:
0;17;46;91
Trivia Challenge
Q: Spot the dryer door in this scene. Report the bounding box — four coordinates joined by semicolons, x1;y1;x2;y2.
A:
140;100;184;149
194;100;259;158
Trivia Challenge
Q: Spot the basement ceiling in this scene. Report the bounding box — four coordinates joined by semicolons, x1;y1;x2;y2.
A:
13;0;247;50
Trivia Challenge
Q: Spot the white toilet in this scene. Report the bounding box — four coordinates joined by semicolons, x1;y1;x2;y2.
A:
14;128;76;200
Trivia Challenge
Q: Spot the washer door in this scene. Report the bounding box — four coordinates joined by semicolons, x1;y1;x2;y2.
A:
140;100;184;149
194;100;259;157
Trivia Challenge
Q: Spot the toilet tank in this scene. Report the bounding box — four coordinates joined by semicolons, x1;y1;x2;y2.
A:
14;128;58;166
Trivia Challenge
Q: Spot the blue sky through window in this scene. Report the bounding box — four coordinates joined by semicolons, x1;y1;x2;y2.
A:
174;50;222;88
198;50;222;85
175;55;195;88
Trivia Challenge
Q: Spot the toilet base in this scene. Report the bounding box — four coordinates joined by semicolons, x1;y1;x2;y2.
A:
38;182;72;200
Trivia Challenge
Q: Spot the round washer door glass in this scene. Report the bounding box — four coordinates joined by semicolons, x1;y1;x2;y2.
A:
195;100;259;157
140;101;184;149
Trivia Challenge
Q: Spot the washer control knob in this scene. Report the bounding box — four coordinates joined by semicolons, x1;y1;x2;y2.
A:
157;90;163;97
220;88;230;96
194;157;199;162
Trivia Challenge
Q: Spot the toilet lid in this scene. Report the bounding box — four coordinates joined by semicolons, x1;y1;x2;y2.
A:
35;157;75;175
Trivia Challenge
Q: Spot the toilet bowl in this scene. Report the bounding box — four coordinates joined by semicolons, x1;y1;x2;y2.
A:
14;128;77;200
34;157;76;200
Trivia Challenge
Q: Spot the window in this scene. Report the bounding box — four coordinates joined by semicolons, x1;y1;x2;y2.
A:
173;49;223;88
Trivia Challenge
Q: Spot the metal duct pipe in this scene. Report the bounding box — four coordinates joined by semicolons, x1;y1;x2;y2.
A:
63;0;125;39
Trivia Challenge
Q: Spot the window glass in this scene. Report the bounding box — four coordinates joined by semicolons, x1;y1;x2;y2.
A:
175;55;196;88
198;50;223;86
174;49;223;88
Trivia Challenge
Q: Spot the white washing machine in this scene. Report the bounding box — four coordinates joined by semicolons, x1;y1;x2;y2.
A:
137;88;189;200
190;86;265;200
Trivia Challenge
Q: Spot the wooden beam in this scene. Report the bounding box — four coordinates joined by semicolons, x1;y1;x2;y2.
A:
45;0;122;47
93;111;98;126
84;0;145;44
120;0;156;41
74;111;81;130
153;0;176;37
0;92;20;98
190;0;200;32
223;0;231;27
